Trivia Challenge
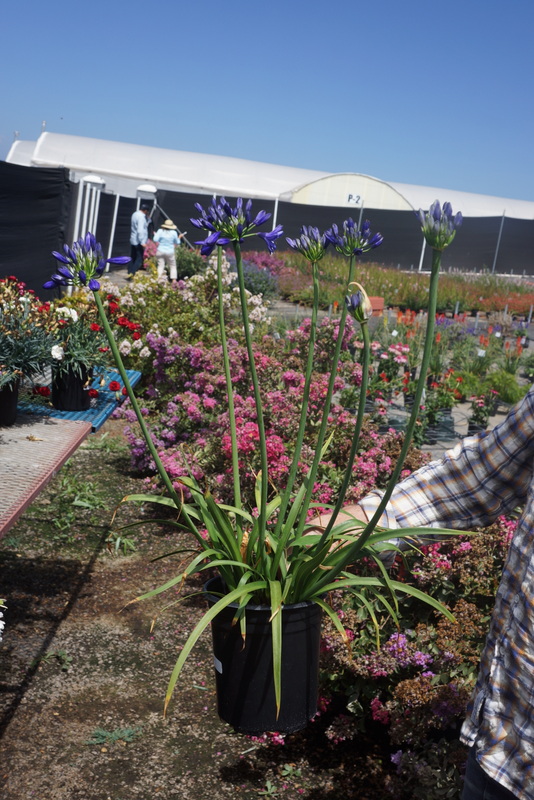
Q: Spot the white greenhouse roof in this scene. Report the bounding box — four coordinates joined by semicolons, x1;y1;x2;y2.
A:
6;132;534;220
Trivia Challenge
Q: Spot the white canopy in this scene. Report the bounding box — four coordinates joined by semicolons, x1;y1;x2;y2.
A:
6;132;534;220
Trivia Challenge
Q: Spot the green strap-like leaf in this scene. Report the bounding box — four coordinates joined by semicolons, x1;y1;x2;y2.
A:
268;580;283;718
164;580;267;715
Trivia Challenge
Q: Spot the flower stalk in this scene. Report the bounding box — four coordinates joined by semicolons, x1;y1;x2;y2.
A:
92;292;192;521
232;242;269;566
216;248;242;529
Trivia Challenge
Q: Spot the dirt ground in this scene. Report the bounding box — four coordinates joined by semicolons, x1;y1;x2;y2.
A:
0;419;405;800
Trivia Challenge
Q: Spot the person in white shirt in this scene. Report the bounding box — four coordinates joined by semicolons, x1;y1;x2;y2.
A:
153;219;184;281
129;204;150;276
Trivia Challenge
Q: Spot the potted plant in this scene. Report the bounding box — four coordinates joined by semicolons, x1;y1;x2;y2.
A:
422;369;461;442
467;390;498;436
47;304;111;410
0;276;53;426
44;202;463;735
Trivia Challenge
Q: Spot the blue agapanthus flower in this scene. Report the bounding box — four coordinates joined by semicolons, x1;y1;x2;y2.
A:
45;232;130;291
286;225;330;262
325;218;383;257
345;281;373;323
190;196;284;256
415;200;462;251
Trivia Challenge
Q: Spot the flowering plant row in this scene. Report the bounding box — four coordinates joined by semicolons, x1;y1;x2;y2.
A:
272;249;534;316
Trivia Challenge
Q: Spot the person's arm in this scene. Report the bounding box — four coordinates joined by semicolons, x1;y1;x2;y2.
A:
360;386;534;532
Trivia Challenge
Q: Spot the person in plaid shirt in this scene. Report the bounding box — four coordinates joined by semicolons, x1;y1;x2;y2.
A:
329;387;534;799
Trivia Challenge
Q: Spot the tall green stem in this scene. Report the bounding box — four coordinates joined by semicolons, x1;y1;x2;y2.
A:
319;319;371;542
233;243;269;566
216;248;242;528
271;260;320;574
93;291;197;534
313;247;442;591
294;255;356;540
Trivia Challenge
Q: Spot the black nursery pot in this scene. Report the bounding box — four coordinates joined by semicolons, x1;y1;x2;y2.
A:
0;381;19;427
204;576;322;735
51;367;92;411
467;421;487;436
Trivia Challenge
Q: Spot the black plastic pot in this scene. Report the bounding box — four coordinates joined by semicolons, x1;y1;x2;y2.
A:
467;421;487;437
204;576;322;735
51;367;92;411
424;409;456;443
0;381;19;427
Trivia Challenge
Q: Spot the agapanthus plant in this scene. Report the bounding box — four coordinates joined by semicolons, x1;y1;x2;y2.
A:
45;197;462;722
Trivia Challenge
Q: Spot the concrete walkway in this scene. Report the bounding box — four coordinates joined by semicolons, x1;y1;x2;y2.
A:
0;415;91;538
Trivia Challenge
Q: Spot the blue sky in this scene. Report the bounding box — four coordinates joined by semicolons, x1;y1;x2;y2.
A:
2;0;533;201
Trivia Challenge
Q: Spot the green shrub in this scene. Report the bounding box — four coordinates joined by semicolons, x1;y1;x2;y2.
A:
486;369;528;404
174;247;205;280
242;261;279;299
521;351;534;381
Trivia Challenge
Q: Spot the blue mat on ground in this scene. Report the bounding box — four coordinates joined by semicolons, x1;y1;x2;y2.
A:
18;369;142;432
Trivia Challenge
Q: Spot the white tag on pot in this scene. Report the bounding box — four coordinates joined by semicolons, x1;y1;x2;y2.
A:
213;656;223;674
477;349;486;357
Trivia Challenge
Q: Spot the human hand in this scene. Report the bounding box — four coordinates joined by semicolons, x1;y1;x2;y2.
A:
308;504;369;534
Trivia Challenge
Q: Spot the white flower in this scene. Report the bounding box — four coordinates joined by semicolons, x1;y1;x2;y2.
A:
51;345;65;360
55;306;78;323
119;339;132;356
391;329;398;337
139;347;151;358
132;338;144;350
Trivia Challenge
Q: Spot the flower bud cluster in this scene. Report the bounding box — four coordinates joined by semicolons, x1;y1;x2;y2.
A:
415;200;463;251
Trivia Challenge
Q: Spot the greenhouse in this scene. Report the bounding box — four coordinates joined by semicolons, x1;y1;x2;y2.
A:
2;132;534;290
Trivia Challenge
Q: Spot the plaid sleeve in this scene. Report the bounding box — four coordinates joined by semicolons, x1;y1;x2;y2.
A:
360;386;534;531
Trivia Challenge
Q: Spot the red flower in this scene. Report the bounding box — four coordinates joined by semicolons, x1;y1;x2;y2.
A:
116;315;131;327
32;385;51;397
88;388;99;398
132;332;141;340
107;301;120;314
90;323;101;331
122;387;128;396
108;381;121;392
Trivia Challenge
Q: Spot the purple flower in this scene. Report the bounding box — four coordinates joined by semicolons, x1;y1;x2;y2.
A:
415;200;462;251
345;282;373;323
46;232;131;291
190;196;284;256
325;218;383;257
257;225;284;254
286;225;330;262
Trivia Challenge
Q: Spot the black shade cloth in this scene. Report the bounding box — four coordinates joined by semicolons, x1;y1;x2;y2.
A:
0;161;71;295
1;163;533;292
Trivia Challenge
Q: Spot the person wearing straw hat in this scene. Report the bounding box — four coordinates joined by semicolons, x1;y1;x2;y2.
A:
153;219;184;282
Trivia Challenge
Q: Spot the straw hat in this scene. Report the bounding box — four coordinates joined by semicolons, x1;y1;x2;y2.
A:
161;219;177;230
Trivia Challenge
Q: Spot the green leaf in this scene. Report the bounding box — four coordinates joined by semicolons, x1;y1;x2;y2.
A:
268;580;283;718
164;581;267;715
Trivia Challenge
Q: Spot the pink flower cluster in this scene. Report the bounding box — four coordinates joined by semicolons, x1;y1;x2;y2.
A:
121;325;413;510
